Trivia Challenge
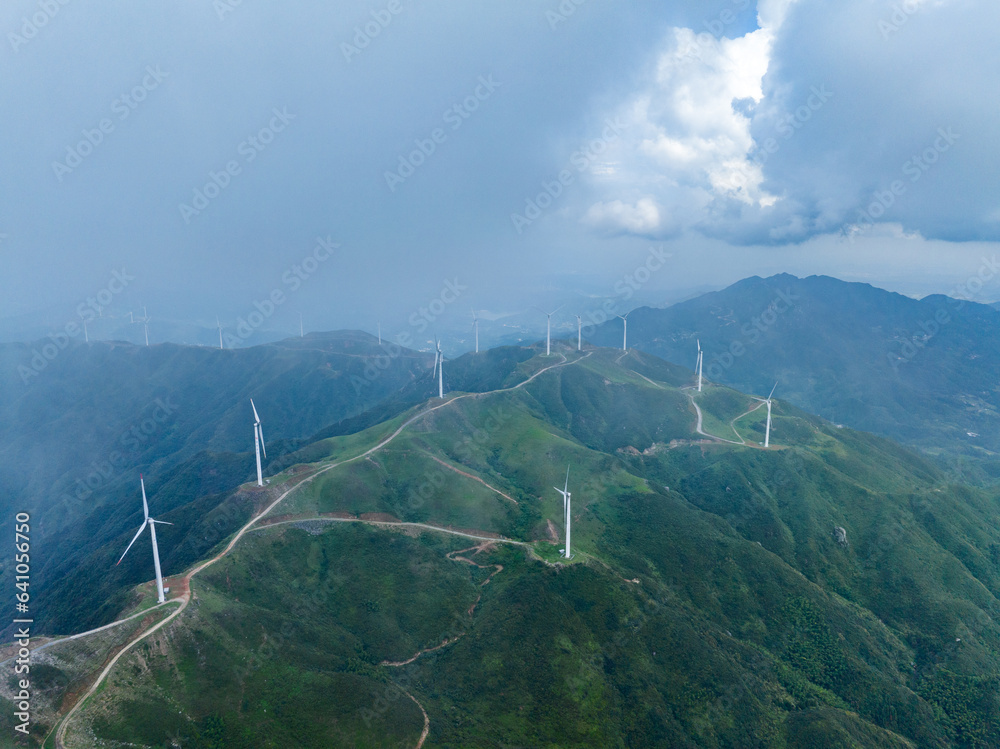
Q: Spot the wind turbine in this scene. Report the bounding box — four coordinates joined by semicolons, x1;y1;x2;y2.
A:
471;310;480;354
251;398;266;486
135;306;150;346
83;318;89;343
554;467;572;559
534;305;563;356
575;315;582;352
434;338;445;398
617;311;630;351
377;320;381;346
300;312;305;338
764;382;777;448
217;317;224;350
117;475;173;604
696;340;703;392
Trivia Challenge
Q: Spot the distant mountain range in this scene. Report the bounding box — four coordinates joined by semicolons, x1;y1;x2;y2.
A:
590;274;1000;479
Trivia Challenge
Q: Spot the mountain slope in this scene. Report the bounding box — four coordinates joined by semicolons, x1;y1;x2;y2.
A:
19;346;1000;748
589;274;1000;478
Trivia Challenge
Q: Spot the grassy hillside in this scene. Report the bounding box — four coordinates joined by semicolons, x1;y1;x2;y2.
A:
588;274;1000;481
17;346;1000;747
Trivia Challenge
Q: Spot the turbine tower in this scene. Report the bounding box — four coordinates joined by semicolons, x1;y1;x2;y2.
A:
217;317;224;350
251;398;266;486
300;312;305;338
696;340;703;392
83;318;89;343
434;338;445;398
554;467;572;559
377;320;381;346
764;382;777;448
575;315;582;352
471;310;480;354
135;306;150;346
535;305;563;356
117;475;173;604
617;312;631;351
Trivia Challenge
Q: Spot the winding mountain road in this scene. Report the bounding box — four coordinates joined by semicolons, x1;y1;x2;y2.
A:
51;349;589;748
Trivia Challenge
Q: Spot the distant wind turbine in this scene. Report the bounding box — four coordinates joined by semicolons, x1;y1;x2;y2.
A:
83;318;89;343
617;312;630;351
377;320;381;346
764;382;777;448
134;306;150;346
534;305;563;356
471;309;479;354
300;312;304;338
251;398;266;486
575;315;582;352
217;317;224;350
696;340;703;392
435;338;445;398
554;467;572;559
117;475;173;604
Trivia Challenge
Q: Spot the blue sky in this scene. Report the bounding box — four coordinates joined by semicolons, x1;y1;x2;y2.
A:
2;0;997;344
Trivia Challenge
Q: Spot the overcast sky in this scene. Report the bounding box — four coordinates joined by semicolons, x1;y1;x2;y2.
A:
2;0;998;344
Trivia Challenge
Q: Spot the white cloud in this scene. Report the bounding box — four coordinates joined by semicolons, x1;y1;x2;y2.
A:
579;0;1000;247
584;197;663;235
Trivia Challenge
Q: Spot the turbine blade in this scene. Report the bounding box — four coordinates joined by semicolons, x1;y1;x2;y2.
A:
564;466;570;493
150;519;173;525
117;521;148;565
258;423;266;458
768;382;778;401
140;476;149;521
250;398;260;424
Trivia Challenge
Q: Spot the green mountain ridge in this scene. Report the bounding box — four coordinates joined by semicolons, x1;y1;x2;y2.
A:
588;273;1000;480
11;346;1000;747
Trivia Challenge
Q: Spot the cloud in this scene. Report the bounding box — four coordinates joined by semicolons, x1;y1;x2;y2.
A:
584;197;664;236
580;0;1000;246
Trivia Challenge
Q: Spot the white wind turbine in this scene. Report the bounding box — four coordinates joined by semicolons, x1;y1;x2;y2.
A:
696;339;703;392
300;312;305;338
251;398;266;486
83;318;89;343
434;337;445;398
217;317;224;350
764;382;777;448
135;306;150;346
617;311;631;351
554;467;572;559
377;320;381;346
471;309;480;354
575;315;582;352
117;475;173;604
534;305;563;356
